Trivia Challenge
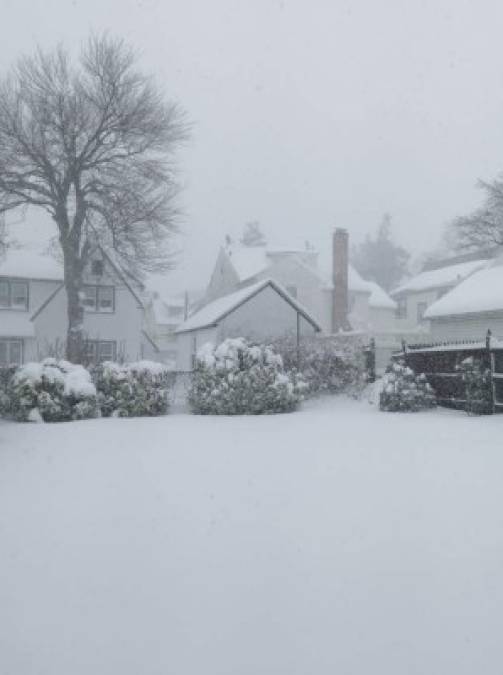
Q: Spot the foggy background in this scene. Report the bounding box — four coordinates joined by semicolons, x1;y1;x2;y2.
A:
2;0;503;292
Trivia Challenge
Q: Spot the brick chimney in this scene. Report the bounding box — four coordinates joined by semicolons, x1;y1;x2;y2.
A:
332;228;351;333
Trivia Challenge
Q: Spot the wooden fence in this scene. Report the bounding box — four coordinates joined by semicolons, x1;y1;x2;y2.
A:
401;330;503;412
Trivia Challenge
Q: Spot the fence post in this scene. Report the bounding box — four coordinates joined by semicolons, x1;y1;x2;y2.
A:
487;329;496;413
368;337;376;383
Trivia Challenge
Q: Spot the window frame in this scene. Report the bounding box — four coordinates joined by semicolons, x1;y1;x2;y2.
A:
395;297;407;320
0;278;29;311
84;339;117;364
0;338;23;366
82;285;115;313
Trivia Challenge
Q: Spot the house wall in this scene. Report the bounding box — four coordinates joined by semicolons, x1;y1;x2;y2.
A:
429;312;503;342
176;285;319;371
33;284;144;360
394;288;447;331
369;306;397;333
253;257;328;330
217;284;318;343
176;326;217;371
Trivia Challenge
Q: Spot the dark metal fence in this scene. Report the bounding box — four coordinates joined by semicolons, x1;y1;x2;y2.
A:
400;330;503;412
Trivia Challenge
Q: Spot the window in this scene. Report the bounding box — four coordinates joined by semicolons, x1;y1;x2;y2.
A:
84;340;117;364
91;259;104;276
417;302;428;323
0;279;28;310
0;339;23;365
396;297;407;319
286;285;297;299
168;305;184;318
82;286;115;312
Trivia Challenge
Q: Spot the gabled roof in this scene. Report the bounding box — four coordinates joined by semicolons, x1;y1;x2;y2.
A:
391;259;488;296
176;278;322;334
424;263;503;318
226;246;268;281
365;281;397;310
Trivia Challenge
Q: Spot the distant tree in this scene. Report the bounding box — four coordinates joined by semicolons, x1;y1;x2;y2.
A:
450;178;503;253
0;35;189;362
351;214;410;291
240;221;266;247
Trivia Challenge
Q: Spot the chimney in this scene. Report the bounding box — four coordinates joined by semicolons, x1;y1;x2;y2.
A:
332;228;351;333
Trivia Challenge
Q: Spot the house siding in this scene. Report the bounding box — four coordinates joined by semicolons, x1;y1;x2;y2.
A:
176;284;318;371
430;312;503;342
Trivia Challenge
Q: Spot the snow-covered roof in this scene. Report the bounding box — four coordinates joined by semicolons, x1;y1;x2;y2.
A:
151;296;185;325
176;278;321;333
223;245;393;310
226;246;268;281
392;259;488;295
365;281;397;310
0;249;63;280
424;263;503;318
0;313;35;338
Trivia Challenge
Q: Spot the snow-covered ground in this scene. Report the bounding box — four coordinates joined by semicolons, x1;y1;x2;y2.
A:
1;397;503;675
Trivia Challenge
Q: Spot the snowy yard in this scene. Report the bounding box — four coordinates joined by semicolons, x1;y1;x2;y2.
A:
1;397;503;675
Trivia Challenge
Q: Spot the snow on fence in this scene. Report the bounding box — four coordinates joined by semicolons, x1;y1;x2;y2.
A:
400;330;503;412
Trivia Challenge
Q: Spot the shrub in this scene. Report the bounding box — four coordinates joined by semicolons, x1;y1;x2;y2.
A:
275;336;367;398
93;360;170;417
2;359;98;422
379;360;436;412
0;365;17;417
457;356;493;415
188;338;307;415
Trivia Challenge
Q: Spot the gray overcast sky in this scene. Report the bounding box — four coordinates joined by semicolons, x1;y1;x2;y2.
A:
3;0;503;292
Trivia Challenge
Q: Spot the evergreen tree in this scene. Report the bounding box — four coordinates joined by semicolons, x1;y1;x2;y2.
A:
352;214;410;291
240;221;266;247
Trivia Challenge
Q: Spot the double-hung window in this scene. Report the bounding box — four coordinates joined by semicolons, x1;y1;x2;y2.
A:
0;339;23;366
0;279;28;310
82;285;115;313
84;340;117;364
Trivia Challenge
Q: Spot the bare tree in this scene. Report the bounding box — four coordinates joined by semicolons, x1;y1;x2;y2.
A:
0;35;189;361
450;179;503;253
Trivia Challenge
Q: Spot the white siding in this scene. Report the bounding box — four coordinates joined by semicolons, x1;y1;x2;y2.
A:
176;284;318;371
176;327;217;371
430;312;503;342
217;284;317;342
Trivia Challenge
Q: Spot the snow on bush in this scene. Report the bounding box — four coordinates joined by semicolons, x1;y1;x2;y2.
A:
188;338;307;415
457;356;493;415
93;360;171;418
275;336;368;398
2;359;98;422
379;360;436;412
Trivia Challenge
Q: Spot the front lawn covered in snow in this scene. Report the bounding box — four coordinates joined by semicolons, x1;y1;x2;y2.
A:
1;397;503;674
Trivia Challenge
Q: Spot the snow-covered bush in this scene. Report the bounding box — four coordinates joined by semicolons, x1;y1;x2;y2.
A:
275;336;367;398
379;360;436;412
457;356;493;415
3;359;98;422
93;360;170;417
188;338;306;415
0;365;17;416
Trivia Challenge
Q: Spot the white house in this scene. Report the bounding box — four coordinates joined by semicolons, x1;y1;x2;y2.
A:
391;257;488;334
423;258;503;342
175;278;321;371
204;232;396;335
0;246;159;366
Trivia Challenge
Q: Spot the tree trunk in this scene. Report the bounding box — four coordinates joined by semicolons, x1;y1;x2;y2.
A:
62;242;85;364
